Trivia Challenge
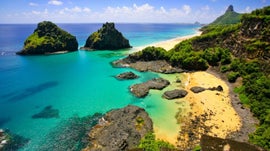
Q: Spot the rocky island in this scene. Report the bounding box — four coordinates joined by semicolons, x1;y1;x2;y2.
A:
17;21;78;55
82;22;131;50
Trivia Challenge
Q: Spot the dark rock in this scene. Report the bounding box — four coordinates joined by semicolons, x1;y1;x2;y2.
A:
163;89;188;100
32;105;59;119
208;85;223;92
116;71;139;80
85;105;153;151
83;22;131;50
130;78;170;98
226;5;234;13
17;21;78;55
201;135;265;151
113;59;184;74
190;86;206;93
0;129;30;151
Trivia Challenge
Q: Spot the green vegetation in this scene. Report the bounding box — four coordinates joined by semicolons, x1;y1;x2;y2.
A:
210;10;241;25
192;145;201;151
131;5;270;150
138;133;176;151
19;21;78;55
84;22;131;50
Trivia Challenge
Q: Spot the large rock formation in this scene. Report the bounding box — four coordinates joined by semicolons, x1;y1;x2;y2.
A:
208;5;241;25
17;21;78;55
84;105;153;151
83;22;131;50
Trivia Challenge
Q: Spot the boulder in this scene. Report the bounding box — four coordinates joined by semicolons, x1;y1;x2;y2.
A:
208;85;223;92
116;71;139;80
83;22;131;50
163;89;188;100
85;105;153;151
130;78;170;98
190;86;206;93
17;21;78;55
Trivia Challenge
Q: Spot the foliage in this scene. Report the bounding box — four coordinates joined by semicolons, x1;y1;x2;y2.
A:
192;145;201;151
209;6;241;25
227;71;240;83
138;133;176;151
22;21;78;54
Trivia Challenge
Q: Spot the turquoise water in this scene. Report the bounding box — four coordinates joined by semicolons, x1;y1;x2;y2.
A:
0;24;199;150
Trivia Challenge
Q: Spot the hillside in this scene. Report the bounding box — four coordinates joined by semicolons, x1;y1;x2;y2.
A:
119;5;270;150
210;5;241;25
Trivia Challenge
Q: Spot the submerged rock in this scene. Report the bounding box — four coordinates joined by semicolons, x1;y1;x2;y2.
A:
116;71;139;80
163;89;188;100
84;105;153;151
130;78;170;98
17;21;78;55
0;129;30;151
83;22;131;50
38;113;103;151
32;105;59;119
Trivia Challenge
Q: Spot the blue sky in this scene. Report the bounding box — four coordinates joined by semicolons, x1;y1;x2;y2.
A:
0;0;269;23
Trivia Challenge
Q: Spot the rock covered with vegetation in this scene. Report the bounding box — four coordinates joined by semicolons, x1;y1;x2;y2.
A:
17;21;78;55
83;22;131;50
208;5;241;25
84;105;153;151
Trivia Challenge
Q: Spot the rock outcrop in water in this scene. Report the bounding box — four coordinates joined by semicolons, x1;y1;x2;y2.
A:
116;71;139;80
84;105;153;151
83;22;131;50
17;21;78;55
130;78;170;98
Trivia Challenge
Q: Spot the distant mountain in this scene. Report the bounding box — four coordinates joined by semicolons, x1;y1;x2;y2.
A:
209;5;241;25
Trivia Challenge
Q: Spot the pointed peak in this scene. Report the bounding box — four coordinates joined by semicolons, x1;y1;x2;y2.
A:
226;5;234;13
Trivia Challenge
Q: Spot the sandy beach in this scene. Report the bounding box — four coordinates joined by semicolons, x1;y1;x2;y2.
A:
132;30;242;148
133;30;202;52
175;71;242;149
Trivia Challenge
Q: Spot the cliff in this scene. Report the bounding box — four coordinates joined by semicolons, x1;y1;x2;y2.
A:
83;22;131;50
17;21;78;55
194;6;270;61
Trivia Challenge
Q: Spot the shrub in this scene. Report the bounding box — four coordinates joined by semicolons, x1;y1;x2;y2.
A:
227;71;240;83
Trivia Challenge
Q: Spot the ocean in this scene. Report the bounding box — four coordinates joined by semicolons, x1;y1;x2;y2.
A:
0;23;199;150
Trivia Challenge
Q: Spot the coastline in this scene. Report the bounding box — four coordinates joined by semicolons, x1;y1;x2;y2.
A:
133;30;202;52
129;29;257;148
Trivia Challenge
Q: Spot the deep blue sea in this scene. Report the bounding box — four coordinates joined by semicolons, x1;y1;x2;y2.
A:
0;23;199;150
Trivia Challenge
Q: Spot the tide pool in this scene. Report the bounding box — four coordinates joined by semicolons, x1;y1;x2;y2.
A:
0;23;199;150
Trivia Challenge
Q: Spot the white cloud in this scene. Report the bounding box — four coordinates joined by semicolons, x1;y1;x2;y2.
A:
245;6;251;13
29;2;38;6
48;0;63;6
182;5;191;14
10;3;219;23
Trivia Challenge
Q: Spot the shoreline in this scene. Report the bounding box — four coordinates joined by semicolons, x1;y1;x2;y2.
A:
132;30;202;52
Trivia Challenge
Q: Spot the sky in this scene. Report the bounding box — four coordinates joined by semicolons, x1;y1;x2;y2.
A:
0;0;269;24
